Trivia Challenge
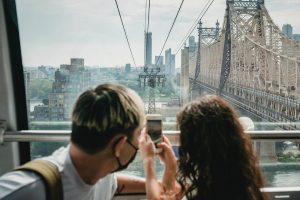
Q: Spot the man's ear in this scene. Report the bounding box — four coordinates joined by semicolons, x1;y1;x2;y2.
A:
113;136;127;157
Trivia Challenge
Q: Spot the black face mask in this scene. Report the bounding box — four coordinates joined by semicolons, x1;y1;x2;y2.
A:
112;139;138;173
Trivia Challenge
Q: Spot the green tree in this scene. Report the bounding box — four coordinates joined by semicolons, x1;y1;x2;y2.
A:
158;77;177;96
30;142;68;158
30;79;52;99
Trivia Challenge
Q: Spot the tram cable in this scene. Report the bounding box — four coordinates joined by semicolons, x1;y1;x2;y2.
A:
174;0;213;55
175;0;215;56
114;0;137;67
154;0;185;67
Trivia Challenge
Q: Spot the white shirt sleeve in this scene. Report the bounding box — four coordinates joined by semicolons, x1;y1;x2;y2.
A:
0;170;47;200
94;173;118;200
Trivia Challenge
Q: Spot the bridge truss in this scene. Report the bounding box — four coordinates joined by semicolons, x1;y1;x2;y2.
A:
192;0;300;123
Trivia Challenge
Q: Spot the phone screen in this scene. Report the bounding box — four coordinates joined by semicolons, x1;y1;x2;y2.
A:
147;119;162;143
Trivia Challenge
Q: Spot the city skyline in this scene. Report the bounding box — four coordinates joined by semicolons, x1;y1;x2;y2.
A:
16;0;300;68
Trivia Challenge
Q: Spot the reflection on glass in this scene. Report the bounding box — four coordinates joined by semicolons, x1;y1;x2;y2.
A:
16;0;300;189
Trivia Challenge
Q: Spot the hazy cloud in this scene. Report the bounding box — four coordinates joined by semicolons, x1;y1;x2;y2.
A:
15;0;300;67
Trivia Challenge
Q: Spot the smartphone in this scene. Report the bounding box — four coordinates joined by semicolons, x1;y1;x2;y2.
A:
146;114;163;144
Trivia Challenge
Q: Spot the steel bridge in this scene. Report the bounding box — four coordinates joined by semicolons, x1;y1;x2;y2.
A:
182;0;300;126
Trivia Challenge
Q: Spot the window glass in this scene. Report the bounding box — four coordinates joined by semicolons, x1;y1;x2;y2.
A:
16;0;300;187
260;140;300;187
126;139;300;187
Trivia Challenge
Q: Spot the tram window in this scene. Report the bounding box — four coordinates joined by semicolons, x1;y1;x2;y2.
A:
14;0;300;188
257;140;300;187
31;142;68;159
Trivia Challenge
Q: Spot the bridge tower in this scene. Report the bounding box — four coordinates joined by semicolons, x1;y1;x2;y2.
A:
218;0;267;94
190;20;220;100
188;0;300;162
220;0;277;163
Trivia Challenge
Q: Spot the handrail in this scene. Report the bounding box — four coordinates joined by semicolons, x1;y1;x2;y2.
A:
2;130;300;142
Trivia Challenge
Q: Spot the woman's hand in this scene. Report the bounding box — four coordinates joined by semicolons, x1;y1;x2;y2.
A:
139;131;180;200
157;136;178;192
139;128;156;162
157;136;177;169
139;129;163;199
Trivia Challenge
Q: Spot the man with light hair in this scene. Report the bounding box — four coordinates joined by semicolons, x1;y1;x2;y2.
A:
0;83;146;200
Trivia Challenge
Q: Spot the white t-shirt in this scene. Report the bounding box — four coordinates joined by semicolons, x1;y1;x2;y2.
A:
0;146;117;200
42;146;117;200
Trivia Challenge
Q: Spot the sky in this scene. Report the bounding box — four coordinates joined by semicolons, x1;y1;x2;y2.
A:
16;0;300;68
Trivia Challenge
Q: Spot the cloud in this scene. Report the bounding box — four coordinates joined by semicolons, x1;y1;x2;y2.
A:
15;0;300;67
265;1;300;32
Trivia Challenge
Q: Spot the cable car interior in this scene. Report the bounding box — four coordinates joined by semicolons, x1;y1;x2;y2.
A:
0;0;300;199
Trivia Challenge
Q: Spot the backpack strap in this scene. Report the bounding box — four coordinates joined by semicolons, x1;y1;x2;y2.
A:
16;159;63;200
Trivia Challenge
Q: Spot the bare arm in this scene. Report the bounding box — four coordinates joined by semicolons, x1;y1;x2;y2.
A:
116;174;146;194
139;130;181;200
143;157;164;200
143;157;182;200
157;136;178;191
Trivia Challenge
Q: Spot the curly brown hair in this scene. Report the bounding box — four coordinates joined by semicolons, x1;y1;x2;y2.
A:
176;95;269;200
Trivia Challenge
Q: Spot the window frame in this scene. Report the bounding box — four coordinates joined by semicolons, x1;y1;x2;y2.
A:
3;0;30;164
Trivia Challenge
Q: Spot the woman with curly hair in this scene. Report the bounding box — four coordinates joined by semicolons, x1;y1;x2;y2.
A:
139;95;270;200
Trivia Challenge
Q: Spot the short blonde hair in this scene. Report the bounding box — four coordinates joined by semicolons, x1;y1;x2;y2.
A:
71;83;145;154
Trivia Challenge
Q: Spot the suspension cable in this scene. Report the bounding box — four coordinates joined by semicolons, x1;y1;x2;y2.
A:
175;0;215;56
114;0;137;67
175;0;212;55
154;0;185;67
